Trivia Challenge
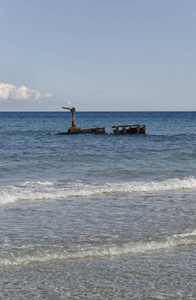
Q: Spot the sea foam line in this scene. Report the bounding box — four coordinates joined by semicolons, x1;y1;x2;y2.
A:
0;176;196;205
0;230;195;267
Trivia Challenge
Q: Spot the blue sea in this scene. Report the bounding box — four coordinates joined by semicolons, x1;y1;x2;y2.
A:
0;111;196;299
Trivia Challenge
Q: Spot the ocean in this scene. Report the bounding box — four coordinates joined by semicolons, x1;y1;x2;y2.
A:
0;111;196;299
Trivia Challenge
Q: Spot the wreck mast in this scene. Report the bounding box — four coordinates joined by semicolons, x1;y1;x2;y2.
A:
62;107;76;128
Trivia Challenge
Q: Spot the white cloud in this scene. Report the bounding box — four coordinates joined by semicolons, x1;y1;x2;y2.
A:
0;83;53;103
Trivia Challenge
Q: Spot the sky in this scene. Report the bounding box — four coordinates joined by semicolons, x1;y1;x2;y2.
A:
0;0;196;111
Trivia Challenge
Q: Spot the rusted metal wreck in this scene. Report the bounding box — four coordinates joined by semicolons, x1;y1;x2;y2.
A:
58;107;146;135
112;124;146;135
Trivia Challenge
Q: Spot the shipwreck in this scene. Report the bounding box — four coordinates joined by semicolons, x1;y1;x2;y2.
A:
57;107;146;135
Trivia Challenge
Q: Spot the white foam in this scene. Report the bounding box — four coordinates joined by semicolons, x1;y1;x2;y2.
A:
0;230;195;267
0;176;196;205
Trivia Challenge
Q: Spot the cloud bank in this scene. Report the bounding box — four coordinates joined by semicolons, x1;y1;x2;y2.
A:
0;83;52;103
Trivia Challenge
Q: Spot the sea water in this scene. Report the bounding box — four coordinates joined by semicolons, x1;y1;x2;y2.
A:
0;111;196;299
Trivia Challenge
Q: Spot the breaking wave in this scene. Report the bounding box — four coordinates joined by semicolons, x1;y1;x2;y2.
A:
1;230;196;267
0;176;196;205
0;177;196;204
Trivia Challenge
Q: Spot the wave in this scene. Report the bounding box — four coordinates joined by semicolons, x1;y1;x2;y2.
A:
1;230;196;267
0;176;196;205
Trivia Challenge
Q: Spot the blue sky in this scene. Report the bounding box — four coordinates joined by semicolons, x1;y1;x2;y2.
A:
0;0;196;111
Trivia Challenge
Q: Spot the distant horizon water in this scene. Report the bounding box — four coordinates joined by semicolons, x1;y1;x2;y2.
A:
1;110;196;112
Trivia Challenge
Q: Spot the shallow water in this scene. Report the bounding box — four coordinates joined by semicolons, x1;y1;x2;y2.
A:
0;112;196;299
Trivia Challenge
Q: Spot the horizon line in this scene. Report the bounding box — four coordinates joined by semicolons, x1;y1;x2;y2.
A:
0;110;196;113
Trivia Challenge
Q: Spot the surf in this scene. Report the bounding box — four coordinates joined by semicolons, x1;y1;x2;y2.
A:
1;176;196;205
1;230;195;267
